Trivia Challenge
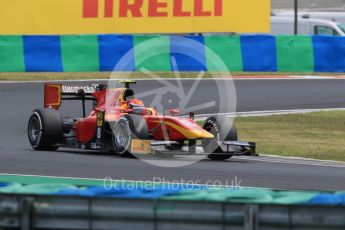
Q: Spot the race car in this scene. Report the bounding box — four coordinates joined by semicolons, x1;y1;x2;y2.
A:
27;80;256;161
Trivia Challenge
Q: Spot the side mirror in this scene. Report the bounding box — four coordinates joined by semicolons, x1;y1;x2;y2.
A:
168;109;181;116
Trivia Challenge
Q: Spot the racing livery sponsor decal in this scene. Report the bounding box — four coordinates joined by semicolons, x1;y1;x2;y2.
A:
62;84;99;94
0;0;270;34
131;139;151;154
96;111;105;127
83;0;223;18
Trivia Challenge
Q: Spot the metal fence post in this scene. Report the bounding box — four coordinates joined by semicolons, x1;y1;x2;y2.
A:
19;197;34;230
244;205;258;230
294;0;298;35
221;203;226;230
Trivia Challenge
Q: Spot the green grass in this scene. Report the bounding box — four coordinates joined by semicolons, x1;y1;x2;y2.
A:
0;71;345;81
236;111;345;161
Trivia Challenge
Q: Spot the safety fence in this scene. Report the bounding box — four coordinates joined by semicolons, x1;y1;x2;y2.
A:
0;35;345;73
1;182;345;229
1;193;345;229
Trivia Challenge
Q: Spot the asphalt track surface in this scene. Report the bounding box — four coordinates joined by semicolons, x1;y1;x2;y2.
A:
1;79;345;191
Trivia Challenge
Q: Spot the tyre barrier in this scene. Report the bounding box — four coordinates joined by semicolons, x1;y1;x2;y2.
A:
1;34;345;73
0;182;344;205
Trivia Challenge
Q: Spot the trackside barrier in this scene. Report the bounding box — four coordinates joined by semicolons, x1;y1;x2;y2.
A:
0;183;77;194
1;182;345;205
57;185;183;198
308;193;345;205
0;194;345;230
0;182;9;188
1;35;345;73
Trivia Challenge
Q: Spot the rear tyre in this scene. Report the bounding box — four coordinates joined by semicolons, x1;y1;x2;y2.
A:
27;108;62;151
112;115;149;157
202;116;237;161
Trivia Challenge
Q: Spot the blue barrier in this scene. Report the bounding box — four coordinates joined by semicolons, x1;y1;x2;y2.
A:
23;35;63;72
98;34;135;71
313;36;345;72
241;35;277;72
0;182;9;188
307;193;345;205
170;36;207;71
57;185;182;199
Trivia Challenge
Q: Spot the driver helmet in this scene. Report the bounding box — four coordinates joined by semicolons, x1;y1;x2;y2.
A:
128;98;145;109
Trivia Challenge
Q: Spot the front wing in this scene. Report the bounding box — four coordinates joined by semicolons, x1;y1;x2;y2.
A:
131;140;257;157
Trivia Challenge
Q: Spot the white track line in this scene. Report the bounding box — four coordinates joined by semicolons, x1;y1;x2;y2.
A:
235;156;345;168
193;108;345;119
289;75;338;79
262;154;345;164
0;172;106;182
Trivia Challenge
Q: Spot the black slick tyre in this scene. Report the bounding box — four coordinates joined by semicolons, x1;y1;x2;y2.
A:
202;116;237;161
112;114;149;157
27;108;62;151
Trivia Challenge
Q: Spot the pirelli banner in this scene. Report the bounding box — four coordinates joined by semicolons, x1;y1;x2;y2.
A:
0;0;270;35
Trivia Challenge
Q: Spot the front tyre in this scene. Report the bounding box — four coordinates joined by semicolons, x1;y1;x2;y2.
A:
202;116;237;161
112;115;149;157
27;108;62;151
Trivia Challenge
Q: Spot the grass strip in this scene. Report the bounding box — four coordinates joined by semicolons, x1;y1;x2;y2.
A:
236;111;345;161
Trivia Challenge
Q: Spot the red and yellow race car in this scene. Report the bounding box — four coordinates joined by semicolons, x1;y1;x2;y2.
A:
27;81;255;161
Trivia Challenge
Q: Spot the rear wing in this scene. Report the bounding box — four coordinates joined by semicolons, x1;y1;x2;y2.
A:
44;83;105;117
